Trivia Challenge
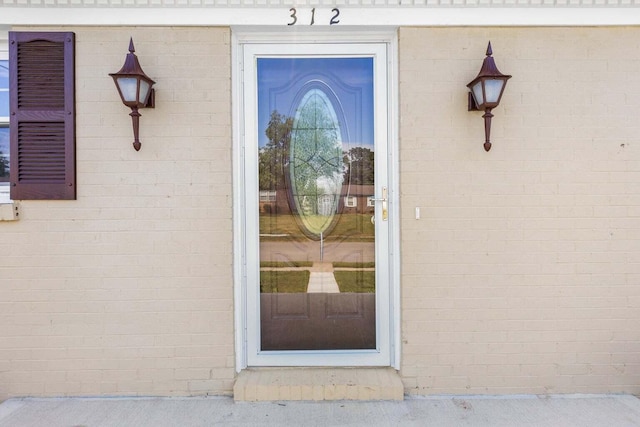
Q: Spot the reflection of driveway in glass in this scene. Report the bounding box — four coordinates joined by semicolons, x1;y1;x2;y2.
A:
260;241;374;263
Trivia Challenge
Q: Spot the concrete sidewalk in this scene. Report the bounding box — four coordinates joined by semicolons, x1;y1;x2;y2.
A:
1;394;640;427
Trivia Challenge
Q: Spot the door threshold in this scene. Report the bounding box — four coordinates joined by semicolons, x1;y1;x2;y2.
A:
233;367;403;402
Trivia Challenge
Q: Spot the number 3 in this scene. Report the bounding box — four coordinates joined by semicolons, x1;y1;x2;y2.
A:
288;8;297;26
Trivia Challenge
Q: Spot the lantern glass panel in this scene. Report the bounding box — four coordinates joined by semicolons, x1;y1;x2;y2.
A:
484;79;505;104
471;81;484;108
117;77;139;102
139;80;151;105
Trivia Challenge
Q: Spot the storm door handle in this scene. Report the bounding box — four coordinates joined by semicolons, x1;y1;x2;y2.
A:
370;187;388;221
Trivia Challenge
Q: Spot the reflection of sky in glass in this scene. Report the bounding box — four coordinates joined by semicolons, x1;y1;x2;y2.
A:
0;60;8;117
257;57;374;150
0;128;9;179
0;128;8;153
0;127;9;150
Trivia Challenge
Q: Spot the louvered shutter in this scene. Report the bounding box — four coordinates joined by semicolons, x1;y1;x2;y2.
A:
9;32;75;200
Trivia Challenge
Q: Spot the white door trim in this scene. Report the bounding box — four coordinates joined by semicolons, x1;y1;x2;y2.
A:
232;28;400;371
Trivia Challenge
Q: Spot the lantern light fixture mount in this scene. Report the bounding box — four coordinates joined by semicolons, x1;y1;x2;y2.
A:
109;37;156;151
467;41;511;152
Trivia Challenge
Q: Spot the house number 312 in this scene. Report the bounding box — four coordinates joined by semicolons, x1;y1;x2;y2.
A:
288;8;340;26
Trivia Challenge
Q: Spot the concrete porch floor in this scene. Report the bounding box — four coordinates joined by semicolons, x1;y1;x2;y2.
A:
1;394;639;426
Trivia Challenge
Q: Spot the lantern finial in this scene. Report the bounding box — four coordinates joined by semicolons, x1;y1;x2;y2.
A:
486;41;492;57
128;37;135;54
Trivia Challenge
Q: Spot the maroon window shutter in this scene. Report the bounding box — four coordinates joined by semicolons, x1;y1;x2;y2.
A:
9;31;76;200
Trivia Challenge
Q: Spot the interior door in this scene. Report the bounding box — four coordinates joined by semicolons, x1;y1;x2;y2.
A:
242;42;391;366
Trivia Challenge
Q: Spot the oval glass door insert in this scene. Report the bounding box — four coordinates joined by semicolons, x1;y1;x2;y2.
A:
288;87;343;240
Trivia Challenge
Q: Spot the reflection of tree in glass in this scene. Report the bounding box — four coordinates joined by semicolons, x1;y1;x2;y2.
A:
0;152;8;178
343;147;374;185
259;115;375;192
259;111;292;191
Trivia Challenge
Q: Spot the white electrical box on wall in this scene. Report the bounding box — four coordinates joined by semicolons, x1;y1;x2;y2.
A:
0;202;18;221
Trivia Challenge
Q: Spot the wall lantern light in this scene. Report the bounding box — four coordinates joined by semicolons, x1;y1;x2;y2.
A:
467;42;511;152
109;38;156;151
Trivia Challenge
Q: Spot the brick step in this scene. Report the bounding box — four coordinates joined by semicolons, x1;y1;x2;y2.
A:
233;367;403;402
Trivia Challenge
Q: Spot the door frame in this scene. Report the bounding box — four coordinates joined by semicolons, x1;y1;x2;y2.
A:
232;28;400;370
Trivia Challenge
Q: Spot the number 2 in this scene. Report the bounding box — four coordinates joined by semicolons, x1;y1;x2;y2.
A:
330;8;340;25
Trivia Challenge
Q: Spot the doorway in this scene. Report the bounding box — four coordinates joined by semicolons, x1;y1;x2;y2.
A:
233;33;399;368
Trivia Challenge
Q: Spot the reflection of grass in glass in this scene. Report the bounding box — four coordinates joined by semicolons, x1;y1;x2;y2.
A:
260;261;313;268
333;262;375;268
334;271;375;293
260;270;310;293
260;213;300;236
300;214;332;235
260;213;373;241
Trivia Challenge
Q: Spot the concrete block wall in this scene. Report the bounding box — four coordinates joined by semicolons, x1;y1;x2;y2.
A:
399;27;640;395
0;27;234;399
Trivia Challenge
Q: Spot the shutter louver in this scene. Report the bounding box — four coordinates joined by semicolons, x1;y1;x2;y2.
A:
18;122;66;181
18;41;65;110
9;32;76;200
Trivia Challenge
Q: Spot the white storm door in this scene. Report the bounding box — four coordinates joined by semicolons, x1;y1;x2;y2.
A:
240;41;395;367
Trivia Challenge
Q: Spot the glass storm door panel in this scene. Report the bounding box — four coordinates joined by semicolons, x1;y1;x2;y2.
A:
243;43;390;366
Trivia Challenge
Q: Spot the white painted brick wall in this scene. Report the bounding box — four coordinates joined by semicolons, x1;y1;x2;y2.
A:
0;27;234;399
1;25;639;399
399;27;640;395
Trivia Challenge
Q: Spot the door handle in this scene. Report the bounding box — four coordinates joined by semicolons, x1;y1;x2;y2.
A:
371;186;388;221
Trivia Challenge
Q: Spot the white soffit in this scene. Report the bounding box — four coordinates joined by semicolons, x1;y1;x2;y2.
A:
0;3;638;26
